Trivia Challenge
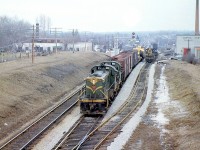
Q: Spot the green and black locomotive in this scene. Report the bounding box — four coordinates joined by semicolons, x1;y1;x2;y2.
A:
79;61;121;114
79;51;141;115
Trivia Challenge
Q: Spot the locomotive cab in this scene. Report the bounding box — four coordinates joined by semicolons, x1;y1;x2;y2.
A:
79;70;109;114
79;64;119;115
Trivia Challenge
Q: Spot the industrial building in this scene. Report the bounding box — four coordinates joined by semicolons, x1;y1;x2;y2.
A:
175;0;200;60
176;35;200;59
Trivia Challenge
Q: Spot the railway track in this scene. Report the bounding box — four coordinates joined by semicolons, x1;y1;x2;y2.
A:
53;116;103;150
55;63;150;150
0;85;84;150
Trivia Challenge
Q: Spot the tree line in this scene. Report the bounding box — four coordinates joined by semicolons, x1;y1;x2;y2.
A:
0;16;31;51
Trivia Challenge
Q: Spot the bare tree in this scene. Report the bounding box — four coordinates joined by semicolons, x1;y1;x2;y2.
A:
36;15;52;38
46;17;51;33
0;16;31;51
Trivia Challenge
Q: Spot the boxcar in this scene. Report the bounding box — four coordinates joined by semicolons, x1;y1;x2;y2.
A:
112;51;133;81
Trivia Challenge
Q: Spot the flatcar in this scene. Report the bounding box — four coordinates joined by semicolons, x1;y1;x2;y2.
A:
79;51;141;115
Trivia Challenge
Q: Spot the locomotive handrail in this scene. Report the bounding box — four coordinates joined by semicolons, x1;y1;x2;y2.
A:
107;81;115;91
78;89;85;98
100;90;109;107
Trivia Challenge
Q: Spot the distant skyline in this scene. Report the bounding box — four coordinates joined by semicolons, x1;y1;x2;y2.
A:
0;0;196;32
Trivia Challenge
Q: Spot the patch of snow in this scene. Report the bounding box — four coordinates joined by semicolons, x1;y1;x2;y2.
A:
154;109;169;125
152;65;169;126
110;116;120;122
32;107;81;150
155;65;169;104
4;123;8;126
103;62;145;122
107;64;155;150
168;101;187;118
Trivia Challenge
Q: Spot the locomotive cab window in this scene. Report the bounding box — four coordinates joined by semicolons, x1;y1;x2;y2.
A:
106;67;109;70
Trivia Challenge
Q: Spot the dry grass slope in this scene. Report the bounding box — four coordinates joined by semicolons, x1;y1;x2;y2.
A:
0;51;109;141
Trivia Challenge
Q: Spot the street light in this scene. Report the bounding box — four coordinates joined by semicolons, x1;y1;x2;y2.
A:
32;25;35;63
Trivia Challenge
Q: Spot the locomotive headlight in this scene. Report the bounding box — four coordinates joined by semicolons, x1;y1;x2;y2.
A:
92;79;95;85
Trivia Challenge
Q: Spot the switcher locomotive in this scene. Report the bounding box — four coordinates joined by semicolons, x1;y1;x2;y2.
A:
79;50;141;115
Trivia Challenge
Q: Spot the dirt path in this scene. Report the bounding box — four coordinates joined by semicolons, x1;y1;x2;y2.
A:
0;51;109;142
123;60;200;149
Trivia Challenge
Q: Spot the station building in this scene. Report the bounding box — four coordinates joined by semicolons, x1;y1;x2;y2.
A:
176;35;200;59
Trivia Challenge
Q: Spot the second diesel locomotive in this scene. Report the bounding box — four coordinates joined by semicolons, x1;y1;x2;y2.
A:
79;50;141;115
145;48;156;63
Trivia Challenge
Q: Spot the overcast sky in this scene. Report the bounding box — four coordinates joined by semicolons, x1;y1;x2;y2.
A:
0;0;196;32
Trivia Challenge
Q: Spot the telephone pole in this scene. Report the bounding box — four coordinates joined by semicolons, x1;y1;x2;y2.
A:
32;25;35;64
50;27;62;54
72;29;75;53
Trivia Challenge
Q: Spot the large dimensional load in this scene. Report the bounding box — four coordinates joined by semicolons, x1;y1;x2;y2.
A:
79;51;141;115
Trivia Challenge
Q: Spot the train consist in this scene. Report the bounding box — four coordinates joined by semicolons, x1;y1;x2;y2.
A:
79;50;141;115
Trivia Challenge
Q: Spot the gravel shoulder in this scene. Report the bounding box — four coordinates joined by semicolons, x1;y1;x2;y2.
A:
0;51;109;143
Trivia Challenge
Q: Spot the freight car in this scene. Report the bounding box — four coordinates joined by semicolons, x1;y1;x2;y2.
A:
79;51;141;115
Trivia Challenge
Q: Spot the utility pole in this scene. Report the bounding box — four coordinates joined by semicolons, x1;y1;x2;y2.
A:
84;31;91;51
187;39;192;50
114;34;119;49
69;29;78;53
55;28;57;54
184;36;192;53
32;25;35;64
85;32;87;51
72;29;75;53
50;27;62;54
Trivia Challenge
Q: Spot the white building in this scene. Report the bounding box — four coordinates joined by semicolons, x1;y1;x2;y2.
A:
22;42;64;52
67;42;93;51
176;35;200;59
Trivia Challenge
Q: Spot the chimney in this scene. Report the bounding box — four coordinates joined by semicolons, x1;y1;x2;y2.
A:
195;0;199;35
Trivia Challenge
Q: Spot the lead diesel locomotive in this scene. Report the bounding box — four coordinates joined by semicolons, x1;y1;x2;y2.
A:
79;51;141;115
